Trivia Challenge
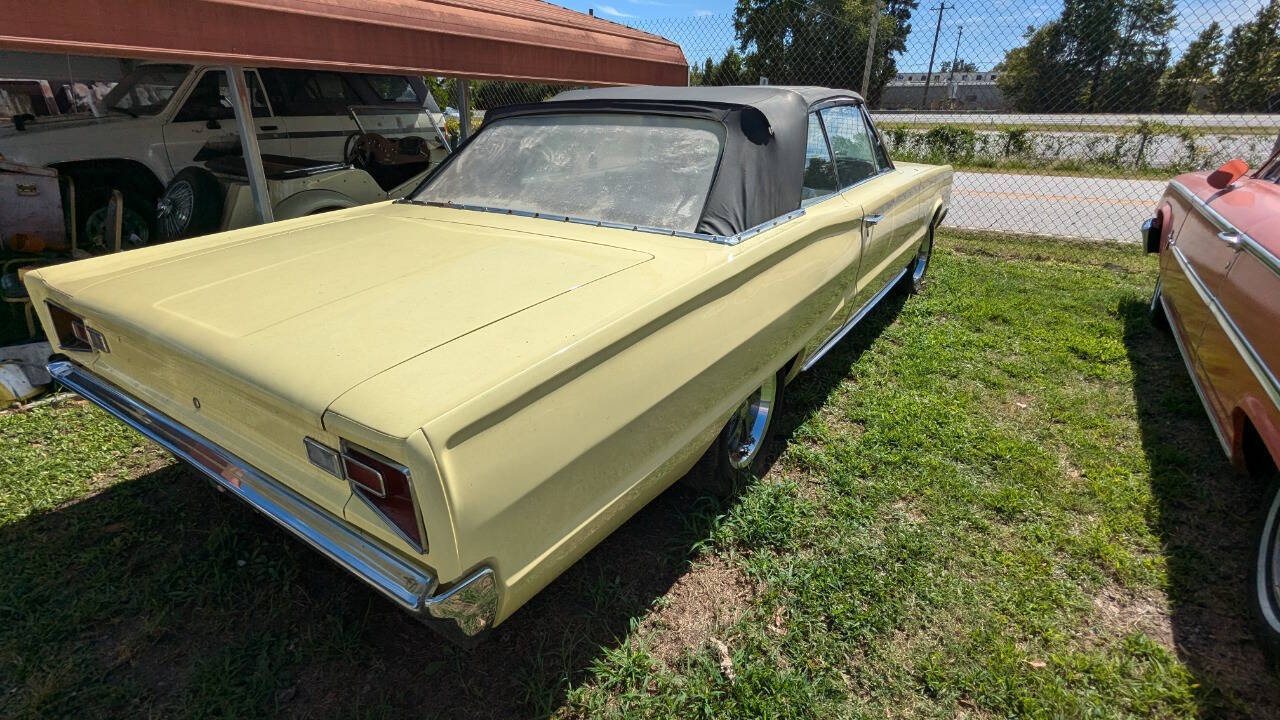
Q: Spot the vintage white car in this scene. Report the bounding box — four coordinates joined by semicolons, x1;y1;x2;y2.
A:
26;86;952;640
0;63;445;243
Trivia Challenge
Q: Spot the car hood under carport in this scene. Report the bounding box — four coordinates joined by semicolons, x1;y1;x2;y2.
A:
36;208;654;429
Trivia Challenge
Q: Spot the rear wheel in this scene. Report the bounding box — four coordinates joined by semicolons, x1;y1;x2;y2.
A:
84;202;151;249
156;167;224;242
687;370;786;496
1252;479;1280;665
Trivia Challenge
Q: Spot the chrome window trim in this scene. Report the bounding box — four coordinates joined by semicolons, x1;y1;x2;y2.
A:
404;199;804;247
1169;180;1280;279
801;266;909;372
46;360;498;637
1169;244;1280;447
818;104;886;189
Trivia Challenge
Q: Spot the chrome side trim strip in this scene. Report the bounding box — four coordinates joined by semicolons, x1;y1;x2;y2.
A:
1169;180;1280;278
1171;246;1280;415
47;361;498;637
800;266;909;372
403;200;805;247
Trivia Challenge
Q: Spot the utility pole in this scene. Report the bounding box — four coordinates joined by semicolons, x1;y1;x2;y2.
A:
860;0;881;100
947;25;964;100
920;2;954;111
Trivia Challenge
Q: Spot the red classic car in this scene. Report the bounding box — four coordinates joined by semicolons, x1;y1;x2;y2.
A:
1146;144;1280;656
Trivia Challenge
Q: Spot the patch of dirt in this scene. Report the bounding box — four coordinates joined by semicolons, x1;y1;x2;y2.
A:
637;559;757;666
1086;582;1175;652
891;499;927;525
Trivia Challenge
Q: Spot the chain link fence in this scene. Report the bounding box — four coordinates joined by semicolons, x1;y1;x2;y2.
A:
448;0;1280;242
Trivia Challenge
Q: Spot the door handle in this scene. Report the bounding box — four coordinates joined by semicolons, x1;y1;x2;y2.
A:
261;125;279;131
865;214;884;226
1217;231;1242;250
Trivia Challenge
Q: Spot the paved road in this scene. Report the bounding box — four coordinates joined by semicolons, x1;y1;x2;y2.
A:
873;111;1280;131
944;172;1167;242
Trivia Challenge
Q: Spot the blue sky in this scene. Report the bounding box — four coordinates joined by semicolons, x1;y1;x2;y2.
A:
550;0;1264;72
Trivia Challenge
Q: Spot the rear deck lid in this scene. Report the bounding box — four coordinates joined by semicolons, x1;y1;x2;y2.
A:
64;212;653;424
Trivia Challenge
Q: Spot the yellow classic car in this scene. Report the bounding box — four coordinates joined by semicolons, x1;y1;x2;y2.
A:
24;86;952;640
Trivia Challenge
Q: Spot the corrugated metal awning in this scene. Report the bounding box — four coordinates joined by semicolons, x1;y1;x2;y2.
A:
0;0;688;86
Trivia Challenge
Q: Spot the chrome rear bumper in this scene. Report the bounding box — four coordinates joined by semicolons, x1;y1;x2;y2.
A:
47;360;496;639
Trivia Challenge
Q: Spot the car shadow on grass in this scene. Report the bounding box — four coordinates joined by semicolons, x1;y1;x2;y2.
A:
1120;298;1280;717
0;291;912;720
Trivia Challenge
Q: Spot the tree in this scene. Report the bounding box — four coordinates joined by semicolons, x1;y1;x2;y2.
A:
995;0;1174;112
1155;22;1223;112
733;0;918;105
691;47;747;86
472;81;560;111
940;59;979;74
1216;0;1280;111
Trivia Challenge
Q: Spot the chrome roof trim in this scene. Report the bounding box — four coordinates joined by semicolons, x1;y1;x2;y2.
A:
405;199;803;247
1169;180;1279;278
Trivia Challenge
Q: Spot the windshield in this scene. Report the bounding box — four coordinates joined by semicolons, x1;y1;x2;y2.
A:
414;113;724;233
103;64;191;116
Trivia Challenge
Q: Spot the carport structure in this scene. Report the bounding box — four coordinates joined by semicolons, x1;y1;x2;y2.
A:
0;0;688;223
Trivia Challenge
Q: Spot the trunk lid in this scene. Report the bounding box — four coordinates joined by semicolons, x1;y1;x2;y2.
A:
61;212;653;427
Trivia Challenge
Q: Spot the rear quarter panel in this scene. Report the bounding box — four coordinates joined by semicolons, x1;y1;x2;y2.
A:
361;166;951;623
336;199;869;621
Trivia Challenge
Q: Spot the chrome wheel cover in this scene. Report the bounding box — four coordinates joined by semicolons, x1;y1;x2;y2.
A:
157;180;195;241
1260;488;1280;634
85;204;151;248
727;375;778;470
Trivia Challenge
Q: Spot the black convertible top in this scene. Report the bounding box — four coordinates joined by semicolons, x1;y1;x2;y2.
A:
482;85;864;237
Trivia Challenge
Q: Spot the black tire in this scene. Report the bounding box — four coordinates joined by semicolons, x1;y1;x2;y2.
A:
1150;277;1171;332
687;368;787;496
1252;479;1280;665
156;167;224;242
904;221;935;294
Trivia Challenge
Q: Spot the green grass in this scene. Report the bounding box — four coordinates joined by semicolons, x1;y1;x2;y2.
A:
2;231;1275;718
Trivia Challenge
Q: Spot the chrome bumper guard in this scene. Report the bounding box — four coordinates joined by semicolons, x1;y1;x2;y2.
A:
48;360;497;639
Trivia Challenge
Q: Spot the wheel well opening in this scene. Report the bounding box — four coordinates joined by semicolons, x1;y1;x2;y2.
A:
51;159;164;202
1242;419;1279;482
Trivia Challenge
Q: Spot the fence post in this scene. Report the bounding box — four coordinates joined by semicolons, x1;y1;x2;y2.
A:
456;77;471;142
861;0;880;100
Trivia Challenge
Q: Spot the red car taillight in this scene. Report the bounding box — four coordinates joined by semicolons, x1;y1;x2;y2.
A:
338;441;425;551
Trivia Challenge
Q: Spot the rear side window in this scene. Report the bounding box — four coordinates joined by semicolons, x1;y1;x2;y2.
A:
819;105;878;187
260;69;358;116
363;75;419;104
864;113;892;170
173;70;269;121
802;112;838;205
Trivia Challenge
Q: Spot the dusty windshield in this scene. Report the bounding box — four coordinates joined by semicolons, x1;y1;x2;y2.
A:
103;64;191;117
414;113;724;233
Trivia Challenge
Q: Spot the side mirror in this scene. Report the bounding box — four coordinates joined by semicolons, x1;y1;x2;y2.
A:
1207;158;1249;189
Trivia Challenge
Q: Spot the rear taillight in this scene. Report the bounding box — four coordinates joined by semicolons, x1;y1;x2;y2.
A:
46;303;92;352
304;437;425;552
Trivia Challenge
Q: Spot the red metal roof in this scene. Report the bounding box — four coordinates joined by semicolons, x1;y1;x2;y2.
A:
0;0;688;86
